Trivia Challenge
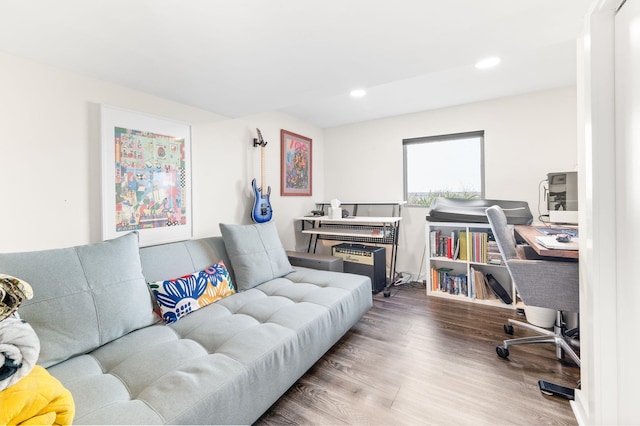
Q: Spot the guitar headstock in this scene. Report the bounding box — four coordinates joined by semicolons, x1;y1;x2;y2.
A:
253;128;268;147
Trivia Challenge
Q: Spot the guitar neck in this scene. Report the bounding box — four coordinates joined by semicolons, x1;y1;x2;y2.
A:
261;144;266;190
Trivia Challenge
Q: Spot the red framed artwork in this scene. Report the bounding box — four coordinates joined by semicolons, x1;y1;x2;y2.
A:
280;129;312;196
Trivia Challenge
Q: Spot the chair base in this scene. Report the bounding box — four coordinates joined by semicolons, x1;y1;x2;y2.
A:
496;311;580;367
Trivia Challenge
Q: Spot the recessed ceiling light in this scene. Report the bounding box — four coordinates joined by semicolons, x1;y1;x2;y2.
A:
350;89;367;98
475;57;501;69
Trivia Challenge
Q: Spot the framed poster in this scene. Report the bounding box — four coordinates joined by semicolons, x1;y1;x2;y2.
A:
101;105;192;246
280;129;312;196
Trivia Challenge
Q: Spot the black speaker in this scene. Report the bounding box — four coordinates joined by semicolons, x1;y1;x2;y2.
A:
331;243;386;293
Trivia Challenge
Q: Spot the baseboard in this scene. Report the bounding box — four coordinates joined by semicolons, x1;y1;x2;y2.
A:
571;390;588;425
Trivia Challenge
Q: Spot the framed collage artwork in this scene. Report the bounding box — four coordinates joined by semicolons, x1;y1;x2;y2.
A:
100;105;192;246
280;129;312;196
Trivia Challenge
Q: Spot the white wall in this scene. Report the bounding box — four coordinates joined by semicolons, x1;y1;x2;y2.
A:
323;87;578;280
0;52;322;253
193;113;324;250
0;49;577;286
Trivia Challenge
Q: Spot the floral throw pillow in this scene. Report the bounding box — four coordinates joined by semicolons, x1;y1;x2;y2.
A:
148;261;235;324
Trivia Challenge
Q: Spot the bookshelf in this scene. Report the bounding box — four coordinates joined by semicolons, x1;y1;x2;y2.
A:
425;221;516;309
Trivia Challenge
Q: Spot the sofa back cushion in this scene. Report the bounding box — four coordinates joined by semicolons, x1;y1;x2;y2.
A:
0;232;157;367
139;236;233;284
219;222;293;291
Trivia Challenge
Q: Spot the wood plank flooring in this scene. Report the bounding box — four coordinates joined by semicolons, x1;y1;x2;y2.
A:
255;283;580;425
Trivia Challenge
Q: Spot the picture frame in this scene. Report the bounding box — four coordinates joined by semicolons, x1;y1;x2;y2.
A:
280;129;312;196
100;105;192;246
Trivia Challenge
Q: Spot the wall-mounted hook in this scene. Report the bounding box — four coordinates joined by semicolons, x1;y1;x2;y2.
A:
254;128;267;147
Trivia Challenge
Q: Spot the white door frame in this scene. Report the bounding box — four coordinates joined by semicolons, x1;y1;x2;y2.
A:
575;0;627;424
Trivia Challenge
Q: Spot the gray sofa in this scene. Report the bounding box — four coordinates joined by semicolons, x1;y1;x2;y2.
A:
0;224;372;424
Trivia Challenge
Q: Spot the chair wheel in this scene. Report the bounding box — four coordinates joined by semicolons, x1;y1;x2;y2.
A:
496;346;510;359
504;324;514;335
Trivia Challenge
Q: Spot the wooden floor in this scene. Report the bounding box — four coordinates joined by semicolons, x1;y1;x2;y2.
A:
256;283;580;425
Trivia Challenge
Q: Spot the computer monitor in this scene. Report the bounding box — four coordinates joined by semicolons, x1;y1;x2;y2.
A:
547;171;578;224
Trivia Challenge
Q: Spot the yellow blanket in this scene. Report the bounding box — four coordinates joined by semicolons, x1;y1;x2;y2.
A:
0;365;74;426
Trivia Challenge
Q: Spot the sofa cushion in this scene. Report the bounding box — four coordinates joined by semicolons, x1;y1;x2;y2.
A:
139;237;234;284
0;232;158;367
148;261;236;324
47;265;372;425
219;222;293;291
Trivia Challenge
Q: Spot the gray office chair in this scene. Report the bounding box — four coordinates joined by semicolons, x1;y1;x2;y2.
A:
485;205;580;366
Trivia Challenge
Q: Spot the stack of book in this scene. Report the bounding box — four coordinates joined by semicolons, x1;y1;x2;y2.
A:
468;231;488;263
429;230;460;260
470;267;512;304
430;267;468;295
486;241;503;265
471;267;497;300
462;230;500;265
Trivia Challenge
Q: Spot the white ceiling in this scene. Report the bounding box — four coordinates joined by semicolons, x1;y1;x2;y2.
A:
0;0;592;128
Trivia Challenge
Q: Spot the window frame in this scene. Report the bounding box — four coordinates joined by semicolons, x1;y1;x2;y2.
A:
403;130;485;207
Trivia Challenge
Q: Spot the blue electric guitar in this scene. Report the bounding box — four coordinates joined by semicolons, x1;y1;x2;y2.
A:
251;128;273;223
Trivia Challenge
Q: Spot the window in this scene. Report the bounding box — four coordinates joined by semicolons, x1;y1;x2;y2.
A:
403;131;484;207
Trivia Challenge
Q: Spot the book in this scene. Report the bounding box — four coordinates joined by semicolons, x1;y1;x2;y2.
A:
471;267;497;301
452;237;460;260
429;230;439;257
459;231;467;261
431;267;438;291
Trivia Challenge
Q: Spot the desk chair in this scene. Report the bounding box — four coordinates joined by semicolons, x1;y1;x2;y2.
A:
485;205;580;367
